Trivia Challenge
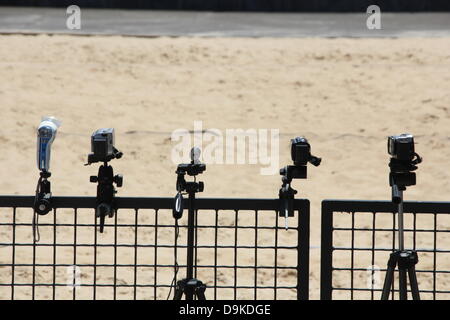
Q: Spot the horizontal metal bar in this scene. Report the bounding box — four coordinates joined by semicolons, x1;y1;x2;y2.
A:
331;287;450;294
0;196;307;211
332;246;450;253
0;263;298;269
0;223;298;231
322;200;450;214
0;283;297;290
333;227;450;233
0;242;298;249
332;267;450;274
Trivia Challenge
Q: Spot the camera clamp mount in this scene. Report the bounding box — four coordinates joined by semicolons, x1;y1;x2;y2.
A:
34;171;53;216
32;170;53;242
279;137;321;230
89;161;123;233
381;136;422;300
172;148;207;300
86;137;123;234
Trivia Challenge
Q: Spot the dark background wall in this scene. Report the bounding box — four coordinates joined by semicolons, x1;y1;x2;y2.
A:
1;0;449;11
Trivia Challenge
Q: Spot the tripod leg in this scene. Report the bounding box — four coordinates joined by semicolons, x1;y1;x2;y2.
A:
381;254;397;300
195;283;207;300
398;269;408;300
408;266;421;300
173;281;184;300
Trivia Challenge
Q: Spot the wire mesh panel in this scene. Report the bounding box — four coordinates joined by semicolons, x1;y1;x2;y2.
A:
0;196;309;300
321;200;450;300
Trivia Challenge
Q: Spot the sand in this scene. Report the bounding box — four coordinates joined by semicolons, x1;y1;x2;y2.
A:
0;34;449;300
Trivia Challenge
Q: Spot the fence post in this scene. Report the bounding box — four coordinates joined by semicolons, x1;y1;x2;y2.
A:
320;200;333;300
297;199;310;300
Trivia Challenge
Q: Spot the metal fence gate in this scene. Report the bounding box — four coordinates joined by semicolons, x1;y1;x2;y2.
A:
0;196;309;300
321;200;450;300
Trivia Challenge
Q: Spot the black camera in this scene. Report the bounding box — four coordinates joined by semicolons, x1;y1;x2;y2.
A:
388;134;417;162
291;137;321;167
280;137;321;180
278;137;321;224
87;128;123;165
388;133;422;202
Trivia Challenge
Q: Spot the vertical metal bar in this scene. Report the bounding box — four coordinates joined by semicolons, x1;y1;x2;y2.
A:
11;207;16;300
186;196;195;292
320;201;334;300
154;209;158;300
32;216;36;300
433;213;437;300
133;209;138;300
52;208;56;300
214;210;218;300
391;210;396;300
297;200;310;300
370;212;376;300
274;210;279;300
194;208;198;280
254;210;258;300
350;212;356;299
413;212;417;251
93;212;98;300
73;208;78;300
233;209;238;300
397;191;405;252
113;210;118;300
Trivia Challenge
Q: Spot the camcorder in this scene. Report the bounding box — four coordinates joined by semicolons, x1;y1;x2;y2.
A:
87;128;123;165
291;137;322;167
279;137;321;223
387;133;422;203
388;134;418;162
280;137;322;180
87;128;124;233
37;117;61;172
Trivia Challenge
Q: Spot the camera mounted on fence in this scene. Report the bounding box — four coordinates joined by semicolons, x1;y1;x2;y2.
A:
87;128;124;233
279;137;321;227
387;134;422;203
33;117;61;216
173;147;205;219
86;128;123;165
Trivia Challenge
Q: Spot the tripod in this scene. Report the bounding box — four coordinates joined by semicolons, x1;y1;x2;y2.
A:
381;166;420;300
90;162;123;233
173;158;207;300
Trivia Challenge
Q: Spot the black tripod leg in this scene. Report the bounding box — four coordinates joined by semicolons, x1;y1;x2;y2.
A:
195;284;207;300
398;269;408;300
173;282;184;300
408;266;420;300
381;253;397;300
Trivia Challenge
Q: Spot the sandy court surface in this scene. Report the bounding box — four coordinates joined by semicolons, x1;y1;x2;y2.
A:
0;34;450;299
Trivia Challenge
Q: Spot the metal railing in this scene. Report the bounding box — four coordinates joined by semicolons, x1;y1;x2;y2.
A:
321;200;450;300
0;196;309;300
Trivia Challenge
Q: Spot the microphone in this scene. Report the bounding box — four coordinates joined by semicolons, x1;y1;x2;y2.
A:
37;117;61;172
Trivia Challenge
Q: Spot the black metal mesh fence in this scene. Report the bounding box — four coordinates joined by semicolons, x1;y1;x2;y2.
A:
0;196;309;300
321;200;450;300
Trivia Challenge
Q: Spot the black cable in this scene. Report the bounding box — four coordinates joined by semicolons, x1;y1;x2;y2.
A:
32;176;42;243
